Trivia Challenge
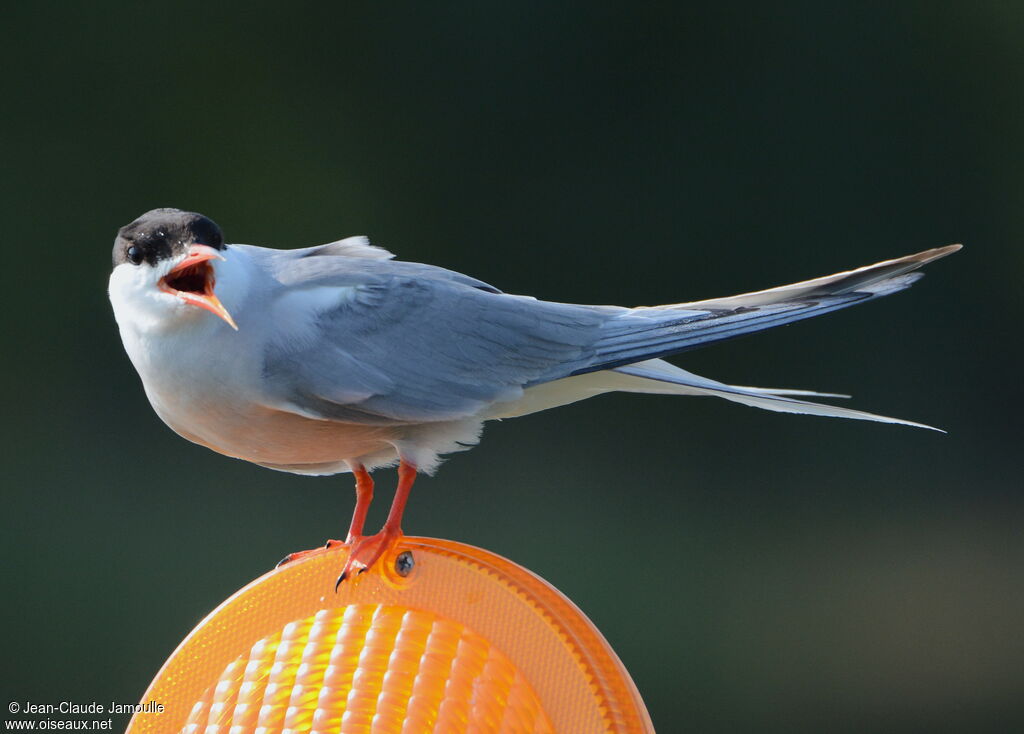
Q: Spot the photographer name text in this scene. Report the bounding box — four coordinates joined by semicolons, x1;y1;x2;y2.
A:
10;702;163;716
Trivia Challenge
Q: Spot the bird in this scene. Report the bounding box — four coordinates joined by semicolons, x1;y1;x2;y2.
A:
108;207;959;583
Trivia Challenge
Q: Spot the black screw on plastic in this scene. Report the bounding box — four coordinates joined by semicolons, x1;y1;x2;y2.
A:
395;551;415;577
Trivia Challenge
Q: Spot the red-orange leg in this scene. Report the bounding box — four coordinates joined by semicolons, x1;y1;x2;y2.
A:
336;459;418;588
382;460;416;537
345;465;374;542
276;465;376;568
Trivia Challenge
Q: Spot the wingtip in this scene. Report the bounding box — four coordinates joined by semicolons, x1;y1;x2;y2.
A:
899;418;947;433
865;243;961;282
910;243;962;263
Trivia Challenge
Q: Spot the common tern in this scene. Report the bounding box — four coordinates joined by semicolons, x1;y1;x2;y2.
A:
108;208;959;582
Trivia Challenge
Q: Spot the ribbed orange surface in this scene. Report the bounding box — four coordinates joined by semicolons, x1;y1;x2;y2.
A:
129;538;653;733
181;604;554;734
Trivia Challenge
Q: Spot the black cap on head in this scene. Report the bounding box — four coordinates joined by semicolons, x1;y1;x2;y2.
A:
113;208;225;267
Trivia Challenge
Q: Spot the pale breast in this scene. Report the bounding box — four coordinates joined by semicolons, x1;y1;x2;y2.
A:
148;388;399;469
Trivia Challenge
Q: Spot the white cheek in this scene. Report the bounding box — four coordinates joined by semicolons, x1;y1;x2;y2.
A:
108;263;180;333
108;247;253;338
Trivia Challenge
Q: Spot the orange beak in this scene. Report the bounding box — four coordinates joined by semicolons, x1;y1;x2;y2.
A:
158;245;238;330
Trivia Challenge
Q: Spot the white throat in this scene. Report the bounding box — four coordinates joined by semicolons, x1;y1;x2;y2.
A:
108;245;252;336
108;245;262;429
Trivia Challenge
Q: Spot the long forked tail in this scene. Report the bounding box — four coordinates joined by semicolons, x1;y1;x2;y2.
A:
501;246;959;429
496;357;942;429
613;360;942;431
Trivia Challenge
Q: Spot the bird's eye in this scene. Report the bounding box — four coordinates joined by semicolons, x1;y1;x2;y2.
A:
127;245;143;265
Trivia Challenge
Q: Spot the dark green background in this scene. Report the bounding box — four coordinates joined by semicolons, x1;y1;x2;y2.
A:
2;2;1021;732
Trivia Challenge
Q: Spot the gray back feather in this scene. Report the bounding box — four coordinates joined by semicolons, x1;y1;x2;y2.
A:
247;246;618;423
246;244;955;425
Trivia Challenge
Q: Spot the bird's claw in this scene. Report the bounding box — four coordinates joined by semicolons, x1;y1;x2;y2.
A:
276;538;344;568
333;566;368;591
334;529;403;591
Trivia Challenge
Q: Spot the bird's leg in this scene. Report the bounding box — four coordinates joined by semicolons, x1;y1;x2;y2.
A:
345;464;374;542
336;459;417;587
382;459;415;538
276;464;373;568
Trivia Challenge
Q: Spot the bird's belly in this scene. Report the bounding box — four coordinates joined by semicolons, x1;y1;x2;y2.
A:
149;392;397;469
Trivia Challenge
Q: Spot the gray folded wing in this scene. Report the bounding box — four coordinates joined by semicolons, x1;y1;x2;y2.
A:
255;250;620;423
253;245;956;425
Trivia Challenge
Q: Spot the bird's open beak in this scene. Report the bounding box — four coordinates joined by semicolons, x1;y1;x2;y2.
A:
158;245;238;330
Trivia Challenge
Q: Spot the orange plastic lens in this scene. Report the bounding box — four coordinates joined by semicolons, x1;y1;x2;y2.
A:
183;604;554;733
128;537;653;733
